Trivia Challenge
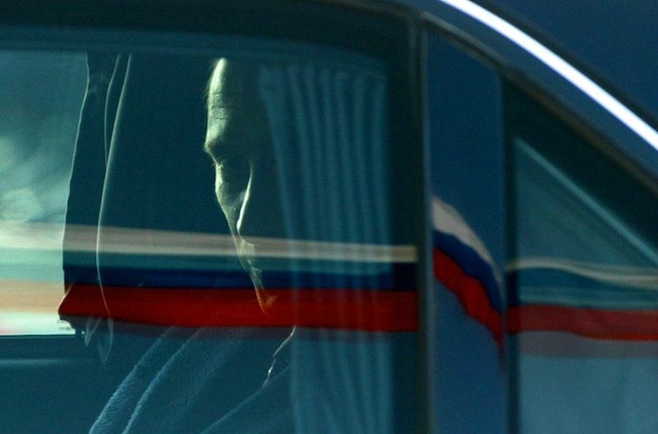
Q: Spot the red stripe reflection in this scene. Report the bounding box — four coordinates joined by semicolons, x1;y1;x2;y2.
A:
508;305;658;341
59;284;417;332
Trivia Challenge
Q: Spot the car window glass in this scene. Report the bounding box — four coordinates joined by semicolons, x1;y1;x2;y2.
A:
505;83;658;433
0;50;86;335
0;37;418;433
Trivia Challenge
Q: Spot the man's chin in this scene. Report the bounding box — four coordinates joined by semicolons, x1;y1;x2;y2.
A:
255;287;279;317
235;242;291;320
242;261;282;319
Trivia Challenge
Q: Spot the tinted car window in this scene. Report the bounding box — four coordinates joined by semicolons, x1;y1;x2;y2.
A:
0;29;419;434
0;50;85;335
505;83;658;433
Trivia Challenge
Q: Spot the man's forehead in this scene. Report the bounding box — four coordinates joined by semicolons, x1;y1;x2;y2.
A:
207;59;268;133
208;59;255;108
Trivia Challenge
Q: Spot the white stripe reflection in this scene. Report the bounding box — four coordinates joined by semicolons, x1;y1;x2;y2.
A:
0;222;416;263
441;0;658;152
507;257;658;291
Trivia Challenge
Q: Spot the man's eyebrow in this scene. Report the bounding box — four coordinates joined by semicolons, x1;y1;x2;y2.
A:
203;138;213;156
203;138;212;154
203;137;223;158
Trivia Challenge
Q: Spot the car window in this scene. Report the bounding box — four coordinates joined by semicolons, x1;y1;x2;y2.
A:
505;82;658;433
0;27;420;432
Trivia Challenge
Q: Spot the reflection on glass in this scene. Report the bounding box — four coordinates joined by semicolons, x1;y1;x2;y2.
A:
505;84;658;433
43;48;417;433
0;51;86;335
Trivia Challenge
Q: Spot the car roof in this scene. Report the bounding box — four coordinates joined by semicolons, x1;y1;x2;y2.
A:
491;0;658;120
395;0;658;123
379;0;658;181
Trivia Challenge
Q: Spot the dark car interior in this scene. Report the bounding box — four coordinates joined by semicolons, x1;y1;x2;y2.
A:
1;52;220;432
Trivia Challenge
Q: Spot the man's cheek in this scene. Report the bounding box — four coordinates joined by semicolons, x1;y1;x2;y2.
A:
216;197;241;234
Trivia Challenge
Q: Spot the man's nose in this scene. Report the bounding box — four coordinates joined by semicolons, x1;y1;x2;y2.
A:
236;163;286;242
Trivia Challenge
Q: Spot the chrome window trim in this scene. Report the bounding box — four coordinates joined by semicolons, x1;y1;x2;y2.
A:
394;0;658;181
439;0;658;153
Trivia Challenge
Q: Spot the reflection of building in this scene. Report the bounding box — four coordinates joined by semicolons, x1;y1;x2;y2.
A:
0;52;86;223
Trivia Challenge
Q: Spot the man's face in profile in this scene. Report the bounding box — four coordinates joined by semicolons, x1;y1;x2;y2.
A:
205;59;283;312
